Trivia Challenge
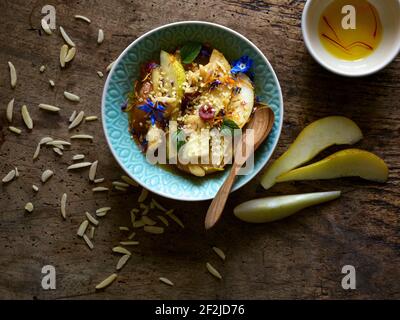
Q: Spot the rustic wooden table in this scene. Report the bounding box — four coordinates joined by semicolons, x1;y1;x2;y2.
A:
0;0;399;300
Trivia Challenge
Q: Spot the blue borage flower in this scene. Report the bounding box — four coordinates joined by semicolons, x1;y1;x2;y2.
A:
137;98;166;125
230;56;253;75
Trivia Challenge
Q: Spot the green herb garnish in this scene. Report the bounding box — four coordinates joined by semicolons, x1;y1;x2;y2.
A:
172;129;186;151
180;42;202;64
221;119;240;136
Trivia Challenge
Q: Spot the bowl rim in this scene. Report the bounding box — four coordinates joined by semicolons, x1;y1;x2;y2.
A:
301;0;400;77
101;20;284;201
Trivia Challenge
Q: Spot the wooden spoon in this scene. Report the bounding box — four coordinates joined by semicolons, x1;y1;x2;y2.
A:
204;107;275;230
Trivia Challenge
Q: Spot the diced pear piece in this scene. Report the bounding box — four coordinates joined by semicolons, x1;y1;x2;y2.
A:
159;50;185;116
234;191;341;223
226;73;254;128
261;116;363;190
276;149;388;183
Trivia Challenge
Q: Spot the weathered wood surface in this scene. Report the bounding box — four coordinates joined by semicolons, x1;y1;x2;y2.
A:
0;0;399;300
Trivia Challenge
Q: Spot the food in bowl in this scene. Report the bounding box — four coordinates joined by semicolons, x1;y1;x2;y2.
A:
121;42;261;177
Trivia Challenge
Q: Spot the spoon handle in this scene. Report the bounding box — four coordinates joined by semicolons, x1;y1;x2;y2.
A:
204;161;240;230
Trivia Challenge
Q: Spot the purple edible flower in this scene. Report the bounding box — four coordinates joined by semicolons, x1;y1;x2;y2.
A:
137;98;166;126
210;79;222;90
231;56;253;75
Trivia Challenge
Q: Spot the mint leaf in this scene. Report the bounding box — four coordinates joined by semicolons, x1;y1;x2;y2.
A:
221;119;241;136
172;129;186;151
180;42;202;64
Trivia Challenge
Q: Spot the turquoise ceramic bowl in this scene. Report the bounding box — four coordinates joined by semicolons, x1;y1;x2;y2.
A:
102;21;283;201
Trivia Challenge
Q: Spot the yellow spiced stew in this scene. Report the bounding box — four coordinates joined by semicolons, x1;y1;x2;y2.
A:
121;43;260;177
319;0;382;61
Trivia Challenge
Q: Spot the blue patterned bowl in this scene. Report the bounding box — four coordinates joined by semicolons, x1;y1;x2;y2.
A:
102;21;283;201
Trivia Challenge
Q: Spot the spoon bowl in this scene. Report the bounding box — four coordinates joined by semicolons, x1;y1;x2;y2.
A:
204;107;275;230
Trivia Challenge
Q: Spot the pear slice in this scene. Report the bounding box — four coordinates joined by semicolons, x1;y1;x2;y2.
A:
226;73;254;128
159;50;185;116
261;116;363;190
234;191;341;223
276;149;388;183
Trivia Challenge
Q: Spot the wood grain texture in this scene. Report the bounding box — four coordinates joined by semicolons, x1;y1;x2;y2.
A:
0;0;399;300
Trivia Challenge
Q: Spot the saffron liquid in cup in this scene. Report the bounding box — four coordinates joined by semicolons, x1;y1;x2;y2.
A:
318;0;383;61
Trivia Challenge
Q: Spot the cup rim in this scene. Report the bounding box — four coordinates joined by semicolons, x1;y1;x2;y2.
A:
301;0;400;77
101;20;284;201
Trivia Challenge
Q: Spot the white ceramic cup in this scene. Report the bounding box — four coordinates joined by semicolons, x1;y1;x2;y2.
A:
302;0;400;77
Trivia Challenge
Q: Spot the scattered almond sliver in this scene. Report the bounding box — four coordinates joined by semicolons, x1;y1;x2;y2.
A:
206;262;222;280
116;254;130;271
8;126;21;135
74;15;91;23
144;226;164;234
64;91;80;102
159;277;174;286
2;169;16;183
212;247;226;261
60;26;76;47
95;273;117;290
8;61;17;89
41;18;52;35
39;104;60;112
6;98;14;122
112;246;131;255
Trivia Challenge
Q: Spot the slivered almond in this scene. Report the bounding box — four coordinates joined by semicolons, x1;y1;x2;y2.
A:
49;79;55;87
39;65;46;73
95;273;117;290
72;154;85;161
106;61;115;72
157;215;169;226
67;162;92;170
40;137;53;145
212;247;226;261
97;71;104;78
83;234;94;249
92;187;109;192
6;98;14;122
65;47;76;62
85;211;99;226
39;104;60;112
64;91;80;102
2;169;16;183
41;169;54;183
85;116;98;121
206;262;222;280
60;193;67;219
94;178;104;184
47;140;71;146
159;277;174;286
143;226;164;234
121;175;138;187
74;15;91;23
68;111;84;129
25;202;34;213
53;147;63;156
112;246;131;255
32;185;39;192
112;181;130;188
89;160;98;181
69;110;77;122
8;126;21;135
71;134;93;140
119;241;139;246
77;220;89;237
116;254;130;271
60;44;68;68
41;18;52;35
138;188;148;203
97;29;104;44
8;61;17;88
60;26;75;47
21;105;33;129
165;209;184;228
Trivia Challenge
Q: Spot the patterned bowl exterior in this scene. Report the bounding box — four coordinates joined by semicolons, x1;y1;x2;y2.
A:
102;21;283;201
